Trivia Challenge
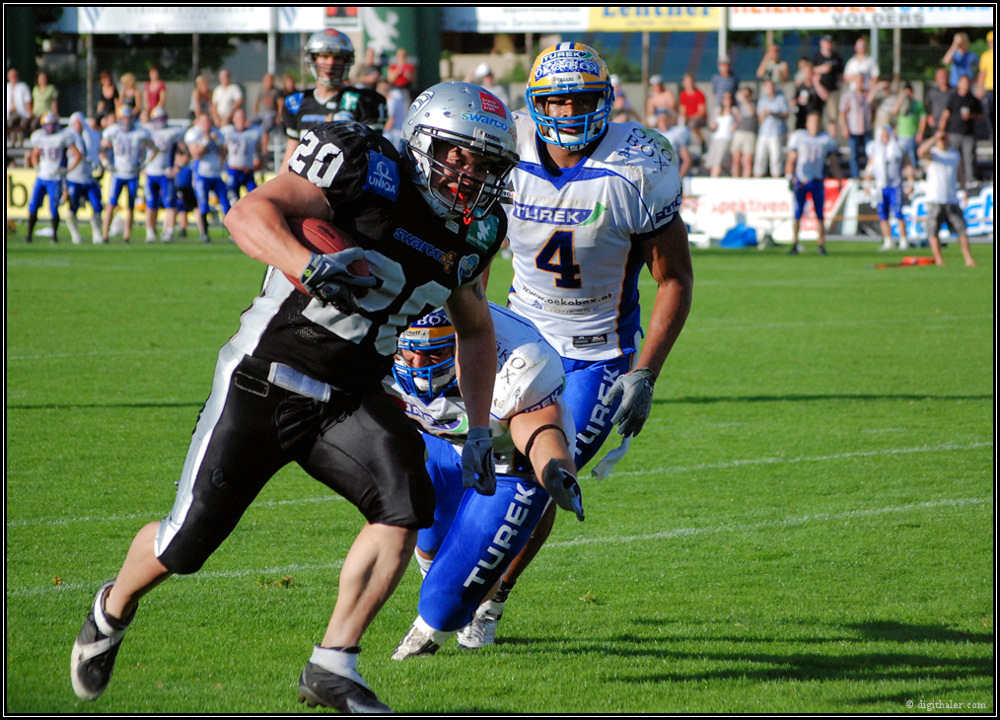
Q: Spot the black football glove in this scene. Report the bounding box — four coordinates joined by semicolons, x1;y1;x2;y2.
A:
300;251;379;313
462;426;497;495
542;459;584;521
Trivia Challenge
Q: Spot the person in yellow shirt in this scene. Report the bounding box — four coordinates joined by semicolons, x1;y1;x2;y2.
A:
975;31;993;134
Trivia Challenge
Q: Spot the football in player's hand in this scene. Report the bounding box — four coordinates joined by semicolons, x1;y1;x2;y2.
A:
284;217;371;294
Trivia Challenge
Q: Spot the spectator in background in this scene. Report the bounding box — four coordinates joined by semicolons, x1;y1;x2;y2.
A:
118;72;143;118
917;131;976;267
646;75;677;127
31;71;59;120
253;72;281;141
189;74;212;122
891;83;926;175
710;56;740;109
211;68;243;127
679;72;708;146
6;67;34;146
756;43;789;85
793;60;827;131
975;31;993;133
810;35;844;137
381;79;410;148
943;32;977;87
839;74;876;178
468;62;510;107
277;72;297;123
142;66;167;122
730;86;757;178
865;125;909;251
785;111;841;255
924;67;952;135
610;74;641;122
95;71;118;128
754;79;789;178
939;74;983;192
661;108;692;178
705;90;737;177
387;47;416;102
843;36;880;92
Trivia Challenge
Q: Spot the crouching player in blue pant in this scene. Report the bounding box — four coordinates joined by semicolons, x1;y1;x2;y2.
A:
384;304;585;658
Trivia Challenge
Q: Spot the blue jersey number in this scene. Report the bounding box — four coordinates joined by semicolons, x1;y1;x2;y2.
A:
536;231;582;289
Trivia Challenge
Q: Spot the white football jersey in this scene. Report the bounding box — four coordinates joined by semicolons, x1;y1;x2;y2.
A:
29;129;75;181
505;115;683;360
102;124;153;179
184;125;224;178
145;125;185;176
221;123;263;170
384;303;574;474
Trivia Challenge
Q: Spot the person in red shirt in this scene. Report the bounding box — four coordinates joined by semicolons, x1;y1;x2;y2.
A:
387;48;416;101
679;72;707;146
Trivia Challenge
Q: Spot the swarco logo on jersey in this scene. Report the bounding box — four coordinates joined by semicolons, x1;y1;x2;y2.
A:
394;227;456;273
364;151;399;201
512;200;604;226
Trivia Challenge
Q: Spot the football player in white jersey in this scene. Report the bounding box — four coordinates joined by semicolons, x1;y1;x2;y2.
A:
184;113;230;243
143;108;187;242
66;112;105;244
385;304;584;659
25;112;82;244
100;106;156;243
221;107;264;201
484;42;694;646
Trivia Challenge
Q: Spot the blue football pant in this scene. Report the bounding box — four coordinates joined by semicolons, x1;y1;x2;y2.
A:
416;433;551;632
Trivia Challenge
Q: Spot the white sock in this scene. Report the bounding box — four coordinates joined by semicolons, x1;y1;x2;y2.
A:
309;645;368;688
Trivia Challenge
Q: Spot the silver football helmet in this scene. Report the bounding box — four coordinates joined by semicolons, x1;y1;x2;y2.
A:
304;29;355;90
401;81;518;223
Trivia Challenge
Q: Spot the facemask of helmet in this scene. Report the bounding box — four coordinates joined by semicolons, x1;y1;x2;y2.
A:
150;107;168;128
305;29;354;91
42;112;60;134
401;81;519;223
526;42;613;151
393;309;458;402
117;106;135;130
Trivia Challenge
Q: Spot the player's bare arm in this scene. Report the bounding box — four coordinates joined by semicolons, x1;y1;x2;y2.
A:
444;280;495;430
634;215;694;377
224;171;331;278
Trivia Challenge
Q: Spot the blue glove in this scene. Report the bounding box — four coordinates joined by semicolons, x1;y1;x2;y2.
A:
462;426;496;495
542;459;584;521
604;367;657;438
300;251;379;313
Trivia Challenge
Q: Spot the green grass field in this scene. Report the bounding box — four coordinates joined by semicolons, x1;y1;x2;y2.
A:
5;224;994;714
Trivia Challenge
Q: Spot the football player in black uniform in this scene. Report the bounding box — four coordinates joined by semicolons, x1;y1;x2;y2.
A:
70;82;519;714
280;29;388;173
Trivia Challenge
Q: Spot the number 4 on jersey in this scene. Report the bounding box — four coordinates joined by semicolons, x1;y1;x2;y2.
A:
536;231;581;289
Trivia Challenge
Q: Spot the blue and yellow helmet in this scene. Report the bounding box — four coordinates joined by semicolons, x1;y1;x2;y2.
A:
393;309;458;402
526;42;613;150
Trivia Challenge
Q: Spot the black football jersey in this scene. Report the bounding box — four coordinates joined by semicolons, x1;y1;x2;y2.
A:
282;87;389;140
229;121;507;392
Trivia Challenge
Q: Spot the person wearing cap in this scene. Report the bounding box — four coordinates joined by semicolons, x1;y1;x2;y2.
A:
646;74;677;127
466;62;509;106
809;35;845;137
710;56;740;109
610;74;641;122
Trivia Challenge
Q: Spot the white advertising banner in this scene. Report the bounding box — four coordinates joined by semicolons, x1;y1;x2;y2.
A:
441;6;589;33
54;6;326;34
729;6;997;30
